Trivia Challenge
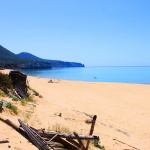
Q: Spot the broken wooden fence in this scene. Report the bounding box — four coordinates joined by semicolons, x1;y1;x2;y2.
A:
0;115;98;150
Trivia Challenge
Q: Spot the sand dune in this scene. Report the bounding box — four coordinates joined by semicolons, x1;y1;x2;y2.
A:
0;69;150;150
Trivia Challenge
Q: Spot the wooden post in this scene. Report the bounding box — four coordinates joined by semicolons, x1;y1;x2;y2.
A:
86;115;97;150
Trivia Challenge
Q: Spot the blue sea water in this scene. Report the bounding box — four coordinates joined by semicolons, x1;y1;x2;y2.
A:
20;66;150;84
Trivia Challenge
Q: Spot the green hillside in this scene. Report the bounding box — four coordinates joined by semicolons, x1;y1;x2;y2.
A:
0;45;22;62
0;45;25;68
17;52;85;67
0;45;52;69
0;45;84;69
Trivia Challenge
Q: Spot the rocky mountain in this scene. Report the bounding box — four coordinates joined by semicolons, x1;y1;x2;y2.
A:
17;52;85;68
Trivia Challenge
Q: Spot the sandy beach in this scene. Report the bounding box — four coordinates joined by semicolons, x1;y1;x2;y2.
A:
0;69;150;150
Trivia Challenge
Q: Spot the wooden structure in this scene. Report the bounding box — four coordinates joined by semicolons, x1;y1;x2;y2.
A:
9;71;27;98
0;115;98;150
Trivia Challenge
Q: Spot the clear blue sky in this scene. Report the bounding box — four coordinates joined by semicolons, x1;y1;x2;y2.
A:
0;0;150;66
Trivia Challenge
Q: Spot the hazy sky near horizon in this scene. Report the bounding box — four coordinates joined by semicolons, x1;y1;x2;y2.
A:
0;0;150;66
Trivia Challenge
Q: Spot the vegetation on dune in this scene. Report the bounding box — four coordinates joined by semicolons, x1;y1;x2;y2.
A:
0;100;3;112
5;102;18;115
48;123;72;134
28;86;43;98
0;90;6;97
91;139;105;150
0;72;13;93
0;71;37;116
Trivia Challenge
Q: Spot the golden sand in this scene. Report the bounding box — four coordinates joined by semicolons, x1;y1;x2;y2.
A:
0;69;150;150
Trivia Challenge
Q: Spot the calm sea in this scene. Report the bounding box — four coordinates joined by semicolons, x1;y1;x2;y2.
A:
20;66;150;84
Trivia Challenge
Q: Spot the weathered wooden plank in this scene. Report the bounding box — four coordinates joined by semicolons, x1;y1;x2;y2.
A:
53;136;78;150
66;138;81;148
37;130;99;140
73;132;86;150
18;119;49;150
30;126;82;149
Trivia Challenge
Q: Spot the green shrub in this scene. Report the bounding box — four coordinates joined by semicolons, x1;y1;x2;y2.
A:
92;140;105;150
25;97;34;102
33;90;39;96
51;123;71;134
5;102;18;115
0;100;3;111
0;72;13;93
20;99;27;106
12;97;20;101
0;90;6;97
28;86;42;98
20;97;34;106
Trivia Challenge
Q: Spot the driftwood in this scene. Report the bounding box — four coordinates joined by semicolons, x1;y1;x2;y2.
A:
29;117;99;150
0;140;9;144
0;116;99;150
0;118;29;139
18;119;49;150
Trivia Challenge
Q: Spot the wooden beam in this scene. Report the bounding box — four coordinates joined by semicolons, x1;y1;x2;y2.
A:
54;136;78;150
36;130;99;140
73;132;86;150
66;138;81;148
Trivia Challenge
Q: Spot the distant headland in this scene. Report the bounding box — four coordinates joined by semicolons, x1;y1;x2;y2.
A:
0;45;85;69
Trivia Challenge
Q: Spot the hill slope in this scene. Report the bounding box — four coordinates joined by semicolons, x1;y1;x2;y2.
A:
0;45;52;69
17;52;85;67
0;45;22;62
0;45;84;69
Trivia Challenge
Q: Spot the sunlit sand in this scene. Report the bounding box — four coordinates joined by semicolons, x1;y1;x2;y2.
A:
0;69;150;150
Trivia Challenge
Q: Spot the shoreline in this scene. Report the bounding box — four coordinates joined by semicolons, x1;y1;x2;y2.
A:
1;69;150;149
1;68;150;85
16;66;150;85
